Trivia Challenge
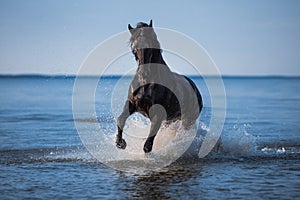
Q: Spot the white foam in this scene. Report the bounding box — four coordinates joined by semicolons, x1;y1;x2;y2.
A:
261;146;287;154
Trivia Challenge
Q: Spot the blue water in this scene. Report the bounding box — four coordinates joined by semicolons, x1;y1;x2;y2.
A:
0;75;299;199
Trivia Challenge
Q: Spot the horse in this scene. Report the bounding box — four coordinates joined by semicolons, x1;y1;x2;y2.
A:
115;20;203;153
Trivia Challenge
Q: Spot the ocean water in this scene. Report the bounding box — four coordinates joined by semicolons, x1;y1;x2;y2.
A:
0;75;299;199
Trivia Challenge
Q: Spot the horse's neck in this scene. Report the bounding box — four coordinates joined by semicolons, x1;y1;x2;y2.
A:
139;48;166;65
135;48;174;84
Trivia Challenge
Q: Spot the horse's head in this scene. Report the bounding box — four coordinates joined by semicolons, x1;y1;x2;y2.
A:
128;20;161;65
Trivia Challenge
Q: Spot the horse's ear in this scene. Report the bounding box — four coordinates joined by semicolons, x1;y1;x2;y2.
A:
128;24;134;32
149;19;153;27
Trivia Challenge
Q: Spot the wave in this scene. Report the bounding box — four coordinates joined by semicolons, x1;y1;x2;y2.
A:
0;146;94;165
74;116;115;123
1;122;299;167
0;114;114;124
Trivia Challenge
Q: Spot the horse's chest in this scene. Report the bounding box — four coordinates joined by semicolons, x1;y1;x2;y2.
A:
129;84;181;120
129;88;152;113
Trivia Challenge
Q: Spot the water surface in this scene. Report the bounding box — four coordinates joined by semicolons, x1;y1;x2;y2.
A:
0;75;299;199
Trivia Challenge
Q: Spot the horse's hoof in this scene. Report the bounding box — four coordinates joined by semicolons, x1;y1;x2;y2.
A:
143;143;153;153
143;137;154;153
116;138;127;150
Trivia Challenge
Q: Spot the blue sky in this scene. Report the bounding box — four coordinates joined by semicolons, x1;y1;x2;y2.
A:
0;0;299;75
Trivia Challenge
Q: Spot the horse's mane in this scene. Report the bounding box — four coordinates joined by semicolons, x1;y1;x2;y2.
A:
129;23;161;51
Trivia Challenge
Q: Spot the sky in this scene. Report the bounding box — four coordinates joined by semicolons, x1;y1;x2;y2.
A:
0;0;300;76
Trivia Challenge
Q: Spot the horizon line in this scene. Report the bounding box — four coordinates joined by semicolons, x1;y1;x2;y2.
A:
0;73;300;79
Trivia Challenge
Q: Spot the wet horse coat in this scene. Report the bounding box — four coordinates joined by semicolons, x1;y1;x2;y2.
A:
116;20;203;153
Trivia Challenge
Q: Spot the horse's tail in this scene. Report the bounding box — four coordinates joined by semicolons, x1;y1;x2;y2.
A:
183;76;203;114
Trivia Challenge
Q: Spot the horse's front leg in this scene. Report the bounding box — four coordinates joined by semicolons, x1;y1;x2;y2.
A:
143;105;166;153
116;100;135;149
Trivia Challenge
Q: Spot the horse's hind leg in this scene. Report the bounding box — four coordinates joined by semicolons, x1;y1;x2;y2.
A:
116;100;135;149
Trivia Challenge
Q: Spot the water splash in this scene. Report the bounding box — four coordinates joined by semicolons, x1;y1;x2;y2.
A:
95;117;198;173
214;123;257;157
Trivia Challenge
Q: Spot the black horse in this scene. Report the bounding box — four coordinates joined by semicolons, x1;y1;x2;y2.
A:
116;20;203;153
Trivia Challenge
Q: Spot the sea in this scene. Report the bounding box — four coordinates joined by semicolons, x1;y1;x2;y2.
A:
0;75;299;199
